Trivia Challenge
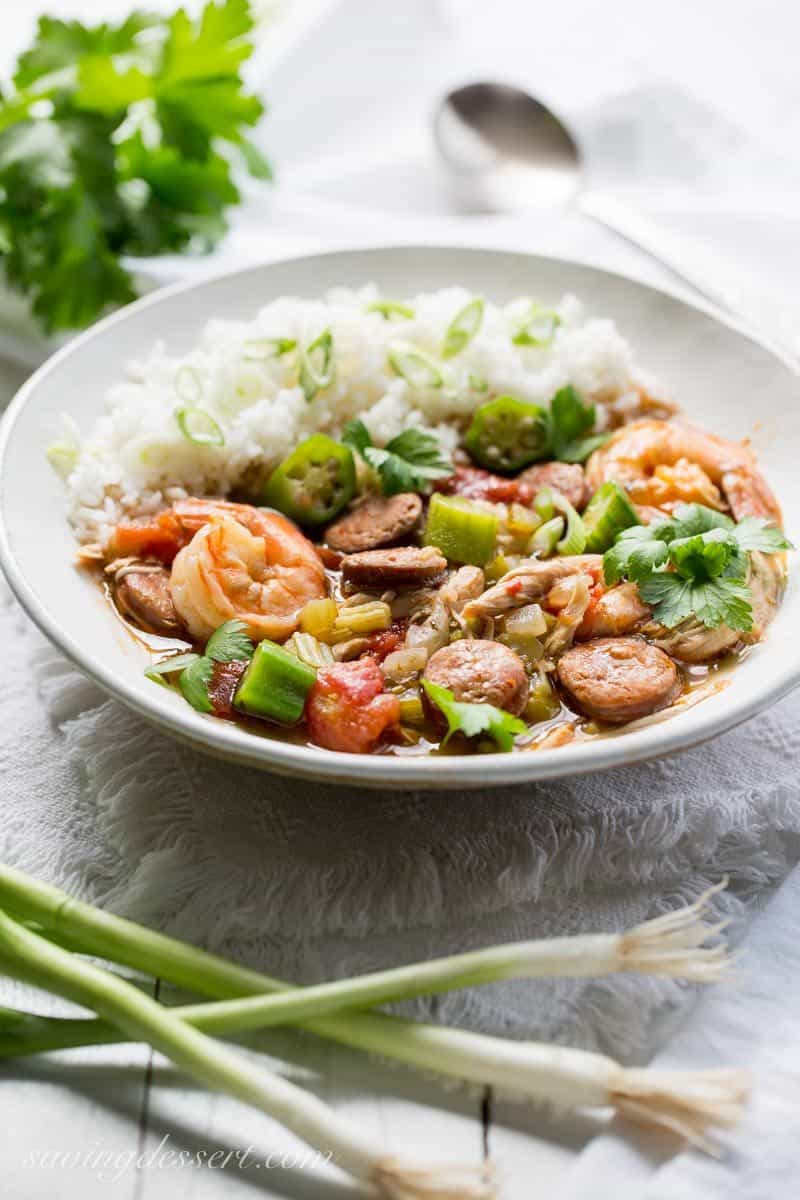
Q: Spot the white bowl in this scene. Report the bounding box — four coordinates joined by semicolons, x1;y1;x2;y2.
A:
1;246;798;789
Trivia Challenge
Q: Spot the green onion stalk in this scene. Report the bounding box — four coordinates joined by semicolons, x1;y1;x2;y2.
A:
0;866;744;1148
0;910;491;1200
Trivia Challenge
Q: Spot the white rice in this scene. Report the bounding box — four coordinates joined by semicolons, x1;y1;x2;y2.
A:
60;285;655;544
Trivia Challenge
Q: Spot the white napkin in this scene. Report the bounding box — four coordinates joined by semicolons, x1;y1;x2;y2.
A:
561;867;800;1196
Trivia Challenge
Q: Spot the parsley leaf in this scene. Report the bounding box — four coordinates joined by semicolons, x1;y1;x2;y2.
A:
603;524;671;585
603;501;792;631
179;655;214;713
343;421;453;495
547;385;610;463
205;619;254;663
422;680;527;752
0;0;269;333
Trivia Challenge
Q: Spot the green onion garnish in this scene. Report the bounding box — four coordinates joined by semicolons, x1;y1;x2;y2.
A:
468;372;489;393
242;337;297;361
442;297;484;358
365;300;415;320
555;494;587;555
174;364;203;403
299;328;335;402
145;653;201;685
46;441;80;480
512;304;561;348
175;407;225;447
387;341;444;389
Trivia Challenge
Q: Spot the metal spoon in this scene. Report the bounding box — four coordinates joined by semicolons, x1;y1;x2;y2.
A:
433;80;796;367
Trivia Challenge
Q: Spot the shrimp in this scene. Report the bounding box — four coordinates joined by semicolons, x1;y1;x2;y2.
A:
586;419;782;524
167;500;327;643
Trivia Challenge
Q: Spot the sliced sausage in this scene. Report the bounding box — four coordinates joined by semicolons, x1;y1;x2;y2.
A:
115;567;185;637
556;637;681;724
424;639;529;716
516;461;588;510
325;493;423;553
341;546;447;590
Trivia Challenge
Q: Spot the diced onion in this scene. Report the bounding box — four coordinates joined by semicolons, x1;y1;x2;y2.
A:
382;647;428;682
174;407;225;447
505;603;547;638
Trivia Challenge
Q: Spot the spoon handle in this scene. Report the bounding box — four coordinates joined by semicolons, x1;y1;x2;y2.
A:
579;191;798;371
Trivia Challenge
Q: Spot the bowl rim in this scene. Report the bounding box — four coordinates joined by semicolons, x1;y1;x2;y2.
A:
1;242;798;789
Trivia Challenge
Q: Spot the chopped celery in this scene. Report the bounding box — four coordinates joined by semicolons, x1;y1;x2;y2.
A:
424;493;498;566
582;481;640;552
234;641;316;724
554;494;587;555
530;516;564;555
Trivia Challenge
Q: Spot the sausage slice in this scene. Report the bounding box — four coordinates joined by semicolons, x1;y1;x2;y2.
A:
556;637;681;724
342;546;447;590
325;493;423;553
115;567;184;637
424;639;529;716
517;461;588;510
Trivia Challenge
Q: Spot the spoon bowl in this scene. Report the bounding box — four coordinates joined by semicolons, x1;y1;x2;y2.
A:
434;81;582;212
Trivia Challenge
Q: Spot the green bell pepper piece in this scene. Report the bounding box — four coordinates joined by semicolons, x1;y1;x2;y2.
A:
234;641;317;724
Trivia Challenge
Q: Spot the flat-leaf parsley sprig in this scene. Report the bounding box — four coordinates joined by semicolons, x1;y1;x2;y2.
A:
0;0;270;333
343;419;454;495
603;502;792;631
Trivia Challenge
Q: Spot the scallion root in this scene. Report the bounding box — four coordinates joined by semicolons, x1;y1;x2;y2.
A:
373;1159;495;1200
617;881;735;982
611;1067;750;1152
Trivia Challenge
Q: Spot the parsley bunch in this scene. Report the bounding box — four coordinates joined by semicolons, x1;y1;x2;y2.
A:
604;503;791;631
343;419;454;495
0;0;269;332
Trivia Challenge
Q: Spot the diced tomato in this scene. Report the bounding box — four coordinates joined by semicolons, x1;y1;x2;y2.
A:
107;511;185;564
506;579;523;595
305;659;400;754
209;660;248;717
361;620;408;663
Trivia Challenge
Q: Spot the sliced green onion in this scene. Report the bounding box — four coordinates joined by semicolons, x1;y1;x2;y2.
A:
174;364;203;403
46;441;80;480
175;407;225;447
468;372;489;393
442;297;484;358
364;300;415;320
299;328;335;402
145;652;201;685
554;494;587;555
512;304;561;348
242;337;297;361
531;516;564;555
387;341;444;389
